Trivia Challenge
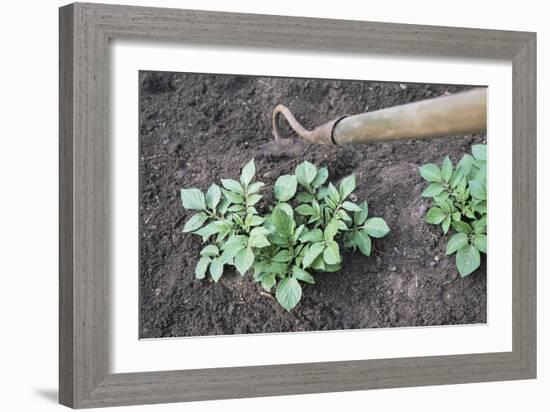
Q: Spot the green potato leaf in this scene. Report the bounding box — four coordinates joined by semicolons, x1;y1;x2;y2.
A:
246;215;265;227
248;234;270;249
472;216;487;234
227;204;244;212
247;181;265;195
205;184;222;210
195;257;210;280
472;144;487;161
295;204;315;216
452;221;472;234
445;233;468;255
336;209;352;223
474;234;487;254
296;160;317;187
327;183;340;204
311;167;329;188
421;183;445;198
456;244;481;277
472;201;487;214
221;236;247;263
272;207;294;236
296;192;315;202
247;194;263;205
277;202;294;218
240;159;256;187
302;242;324;268
299;228;323;243
469;178;486;200
323;241;340;265
310;254;326;271
274;175;297;202
292;266;315;284
276;277;302;312
353;230;372;256
221;189;244;204
209;257;224;282
441;156;453;183
293;224;306;243
183;212;209;233
260;274;276;292
272;249;293;263
200;244;219;257
234;247;255;275
425;207;446;225
323;220;340;242
194;221;228;241
353;201;369;226
221;179;244;195
419;164;442;182
341;201;362;212
217;197;230;215
457;154;474;177
339;174;356;200
441;215;451;234
364;217;390;238
180;188;206;210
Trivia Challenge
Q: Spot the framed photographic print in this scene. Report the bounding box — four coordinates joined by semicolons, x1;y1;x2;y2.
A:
59;2;536;408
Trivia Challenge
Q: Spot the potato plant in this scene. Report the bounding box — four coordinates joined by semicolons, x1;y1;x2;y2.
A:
419;144;487;277
180;159;390;311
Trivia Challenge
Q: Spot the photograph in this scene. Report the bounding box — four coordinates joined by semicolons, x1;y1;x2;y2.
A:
138;71;487;338
49;1;539;408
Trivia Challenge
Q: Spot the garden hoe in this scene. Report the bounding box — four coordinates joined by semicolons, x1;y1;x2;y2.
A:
264;88;486;156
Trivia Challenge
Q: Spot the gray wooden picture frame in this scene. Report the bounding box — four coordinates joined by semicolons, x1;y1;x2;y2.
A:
59;2;536;408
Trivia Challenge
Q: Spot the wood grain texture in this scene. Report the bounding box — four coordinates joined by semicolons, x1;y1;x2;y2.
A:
59;2;537;408
512;34;537;374
59;4;74;406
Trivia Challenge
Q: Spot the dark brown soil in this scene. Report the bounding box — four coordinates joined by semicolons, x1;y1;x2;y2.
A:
139;71;486;338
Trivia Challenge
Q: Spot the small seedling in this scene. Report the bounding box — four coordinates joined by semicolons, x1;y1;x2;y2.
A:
419;144;487;277
181;159;390;311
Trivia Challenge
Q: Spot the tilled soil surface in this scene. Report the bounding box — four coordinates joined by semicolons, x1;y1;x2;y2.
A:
139;71;486;338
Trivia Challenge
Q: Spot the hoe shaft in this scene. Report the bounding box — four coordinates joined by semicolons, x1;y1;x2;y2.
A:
272;88;487;146
334;88;487;144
